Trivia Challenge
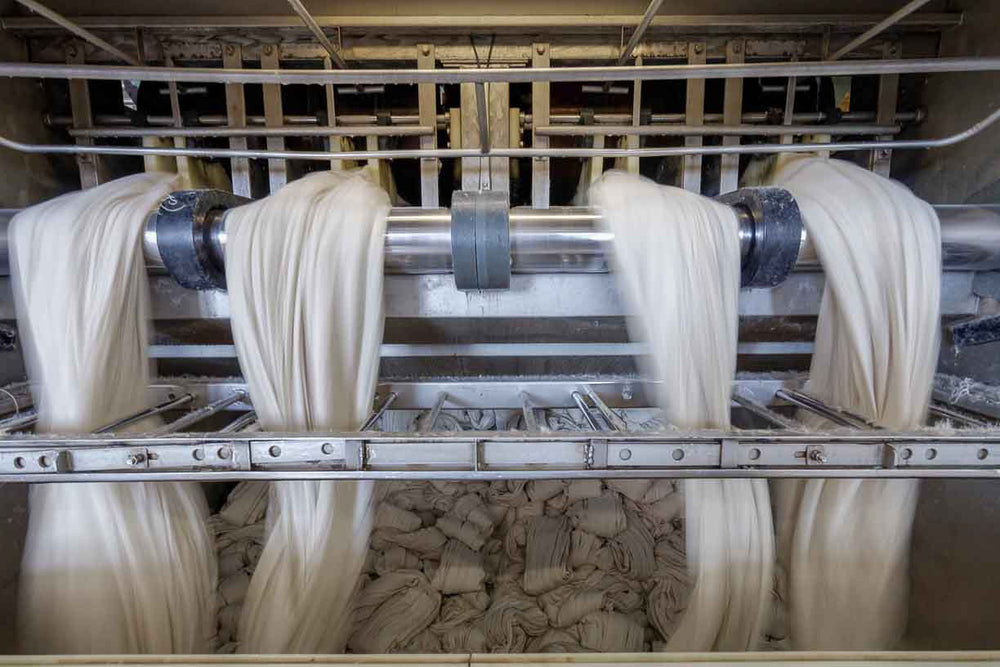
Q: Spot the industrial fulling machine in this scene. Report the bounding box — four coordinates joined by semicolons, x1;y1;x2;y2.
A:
3;0;1000;657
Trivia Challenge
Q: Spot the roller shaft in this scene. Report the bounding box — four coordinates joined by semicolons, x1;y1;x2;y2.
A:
146;203;1000;280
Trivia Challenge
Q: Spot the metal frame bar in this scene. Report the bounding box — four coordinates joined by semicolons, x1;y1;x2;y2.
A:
616;0;666;65
284;0;348;69
222;42;251;197
12;0;140;65
536;123;902;138
0;13;962;31
5;104;997;160
2;56;997;84
830;0;933;61
720;39;744;194
4;430;1000;481
67;125;435;139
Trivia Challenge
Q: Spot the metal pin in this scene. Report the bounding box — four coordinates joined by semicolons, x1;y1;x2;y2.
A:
0;410;38;435
928;400;992;428
519;391;539;432
362;392;398;431
571;391;602;431
731;391;801;430
581;384;627;431
420;392;448;432
775;388;880;429
96;393;195;433
153;390;247;435
219;411;259;433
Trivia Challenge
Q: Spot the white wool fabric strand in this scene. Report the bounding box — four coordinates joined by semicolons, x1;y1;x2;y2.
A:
591;171;774;651
227;169;389;653
12;173;217;654
768;157;940;650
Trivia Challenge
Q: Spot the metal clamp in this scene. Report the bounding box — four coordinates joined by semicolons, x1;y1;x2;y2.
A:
153;189;249;290
451;190;511;290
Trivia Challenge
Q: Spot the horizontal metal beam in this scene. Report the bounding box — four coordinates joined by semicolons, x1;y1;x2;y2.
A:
0;56;995;85
67;125;434;138
535;123;903;137
0;13;963;32
147;341;815;360
3;104;996;160
1;430;998;481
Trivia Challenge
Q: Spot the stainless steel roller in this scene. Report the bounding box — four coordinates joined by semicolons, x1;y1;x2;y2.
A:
136;192;1000;292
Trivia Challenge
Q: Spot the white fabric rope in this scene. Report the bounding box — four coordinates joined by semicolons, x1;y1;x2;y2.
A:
592;171;775;651
225;169;389;653
767;157;941;650
12;173;216;654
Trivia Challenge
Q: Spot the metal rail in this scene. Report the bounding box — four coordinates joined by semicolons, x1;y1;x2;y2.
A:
4;105;999;161
2;56;1000;85
830;0;933;61
617;0;666;66
535;124;903;137
284;0;348;69
2;430;1000;481
11;0;141;66
66;125;435;138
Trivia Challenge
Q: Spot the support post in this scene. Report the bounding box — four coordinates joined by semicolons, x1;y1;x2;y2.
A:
260;44;286;192
870;41;901;177
224;43;251;196
682;42;706;193
417;43;438;206
324;55;344;172
66;41;100;188
627;54;642;175
720;39;744;194
531;42;550;208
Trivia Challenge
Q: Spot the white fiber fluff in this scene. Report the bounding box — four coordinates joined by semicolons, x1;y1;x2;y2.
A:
12;173;217;654
768;157;940;649
592;171;774;651
226;169;389;653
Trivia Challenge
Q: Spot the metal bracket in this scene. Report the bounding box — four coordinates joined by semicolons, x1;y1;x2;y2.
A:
0;448;66;474
450;190;511;290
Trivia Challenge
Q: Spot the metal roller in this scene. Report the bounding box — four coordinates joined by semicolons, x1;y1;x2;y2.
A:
144;187;805;290
34;192;994;293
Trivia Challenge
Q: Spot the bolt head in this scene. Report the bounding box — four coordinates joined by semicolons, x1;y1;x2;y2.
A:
694;43;705;54
263;44;273;55
226;44;236;56
421;45;431;56
733;42;742;54
619;448;632;461
536;44;546;55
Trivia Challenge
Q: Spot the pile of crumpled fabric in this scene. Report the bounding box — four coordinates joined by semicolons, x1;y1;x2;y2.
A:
209;482;269;652
210;477;690;653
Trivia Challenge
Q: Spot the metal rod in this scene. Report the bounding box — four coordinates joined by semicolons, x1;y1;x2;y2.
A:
67;125;434;138
535;123;902;137
361;392;397;431
519;392;540;432
420;392;447;432
830;0;933;61
571;391;602;431
475;81;489;155
775;389;881;429
153;390;247;435
0;13;963;31
582;384;627;431
3;56;1000;85
731;392;801;430
5;105;999;161
96;393;195;433
219;411;259;433
48;112;441;128
928;400;995;428
12;0;141;66
284;0;348;69
617;0;666;66
0;410;38;434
